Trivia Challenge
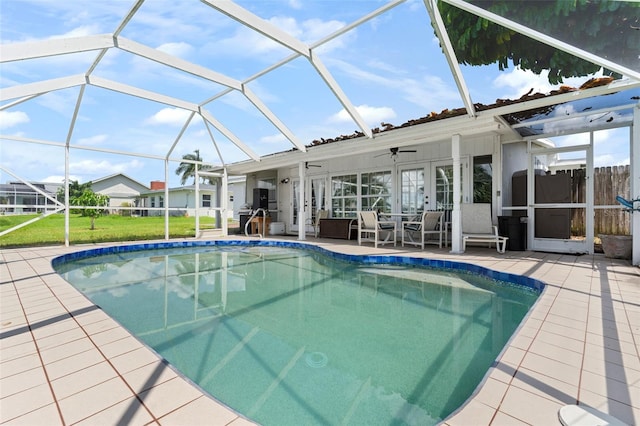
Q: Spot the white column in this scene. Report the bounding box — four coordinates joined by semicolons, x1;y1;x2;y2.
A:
298;162;306;240
195;167;200;238
64;144;70;247
222;169;229;236
632;104;640;266
164;160;170;240
450;134;463;253
493;134;502;215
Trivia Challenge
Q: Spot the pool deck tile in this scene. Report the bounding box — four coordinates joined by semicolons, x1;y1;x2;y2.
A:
1;238;639;425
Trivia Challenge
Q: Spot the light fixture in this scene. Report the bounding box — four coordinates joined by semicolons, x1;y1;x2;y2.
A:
280;178;290;184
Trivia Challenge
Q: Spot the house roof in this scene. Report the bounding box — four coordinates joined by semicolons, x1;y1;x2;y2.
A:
90;173;149;190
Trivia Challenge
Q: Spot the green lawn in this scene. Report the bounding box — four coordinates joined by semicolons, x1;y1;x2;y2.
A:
0;214;218;248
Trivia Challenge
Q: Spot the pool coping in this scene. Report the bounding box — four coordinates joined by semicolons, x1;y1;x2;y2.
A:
1;237;638;425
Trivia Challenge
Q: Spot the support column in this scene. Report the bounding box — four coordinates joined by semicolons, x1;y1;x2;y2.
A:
450;134;463;253
195;168;200;238
165;160;170;240
64;144;70;247
222;169;229;236
298;161;306;240
632;104;640;266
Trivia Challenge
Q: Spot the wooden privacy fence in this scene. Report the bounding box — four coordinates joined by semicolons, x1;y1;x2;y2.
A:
557;165;630;236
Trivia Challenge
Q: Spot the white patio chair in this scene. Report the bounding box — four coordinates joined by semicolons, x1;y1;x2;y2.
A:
402;211;444;249
461;203;508;253
358;211;396;248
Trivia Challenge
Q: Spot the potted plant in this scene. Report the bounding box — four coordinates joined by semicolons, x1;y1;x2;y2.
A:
598;234;632;260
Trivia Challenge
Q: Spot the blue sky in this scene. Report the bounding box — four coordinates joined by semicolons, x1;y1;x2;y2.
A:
0;0;630;188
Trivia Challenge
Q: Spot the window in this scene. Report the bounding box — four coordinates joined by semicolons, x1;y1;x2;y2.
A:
202;194;211;207
159;196;164;208
150;197;156;208
331;174;357;218
361;171;392;213
473;155;492;203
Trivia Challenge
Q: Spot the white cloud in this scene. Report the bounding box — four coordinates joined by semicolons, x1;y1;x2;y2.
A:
69;158;144;176
52;24;103;39
157;42;193;58
327;58;459;111
260;133;287;144
146;108;193;126
207;15;349;59
329;104;396;127
37;90;79;115
301;19;350;49
42;175;81;183
77;134;108;146
492;67;604;100
0;111;29;129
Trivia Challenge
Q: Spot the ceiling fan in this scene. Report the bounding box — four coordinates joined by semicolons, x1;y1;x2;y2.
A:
375;147;417;161
305;161;322;169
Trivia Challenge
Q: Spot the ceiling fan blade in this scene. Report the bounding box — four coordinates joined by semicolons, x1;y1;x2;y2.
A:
398;149;417;153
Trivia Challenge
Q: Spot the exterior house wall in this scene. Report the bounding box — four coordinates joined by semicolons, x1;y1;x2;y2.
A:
273;136;498;230
140;186;218;217
228;181;246;220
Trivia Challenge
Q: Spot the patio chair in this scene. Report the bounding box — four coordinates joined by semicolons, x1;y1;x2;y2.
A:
307;209;329;237
358;211;396;248
461;203;508;253
402;211;444;249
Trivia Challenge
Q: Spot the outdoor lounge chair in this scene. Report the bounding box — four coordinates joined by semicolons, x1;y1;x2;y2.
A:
461;203;508;253
402;211;444;249
358;211;396;248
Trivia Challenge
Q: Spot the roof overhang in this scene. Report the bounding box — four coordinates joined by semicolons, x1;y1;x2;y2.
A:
224;112;504;174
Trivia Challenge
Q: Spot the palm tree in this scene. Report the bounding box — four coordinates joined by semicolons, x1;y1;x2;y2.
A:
175;149;202;185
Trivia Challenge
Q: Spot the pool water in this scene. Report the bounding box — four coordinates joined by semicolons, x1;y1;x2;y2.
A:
55;244;540;425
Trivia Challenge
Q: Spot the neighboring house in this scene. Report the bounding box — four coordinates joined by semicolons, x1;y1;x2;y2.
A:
90;173;149;211
138;184;219;217
0;181;62;214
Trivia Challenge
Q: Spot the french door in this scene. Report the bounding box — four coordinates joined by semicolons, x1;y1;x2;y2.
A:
398;159;469;216
290;176;327;233
398;166;429;214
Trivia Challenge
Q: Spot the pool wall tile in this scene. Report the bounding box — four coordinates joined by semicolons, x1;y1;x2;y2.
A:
52;240;545;295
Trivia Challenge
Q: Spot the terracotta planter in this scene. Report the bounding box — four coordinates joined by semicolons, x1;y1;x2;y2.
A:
598;234;632;260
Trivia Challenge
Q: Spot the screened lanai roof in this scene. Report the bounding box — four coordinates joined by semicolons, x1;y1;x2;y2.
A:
1;0;638;185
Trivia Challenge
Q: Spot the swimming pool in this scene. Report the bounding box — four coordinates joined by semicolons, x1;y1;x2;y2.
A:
53;240;543;425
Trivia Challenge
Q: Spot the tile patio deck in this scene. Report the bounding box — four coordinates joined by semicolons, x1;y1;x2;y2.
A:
1;237;638;425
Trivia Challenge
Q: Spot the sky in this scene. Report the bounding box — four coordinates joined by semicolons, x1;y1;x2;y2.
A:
0;0;633;188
